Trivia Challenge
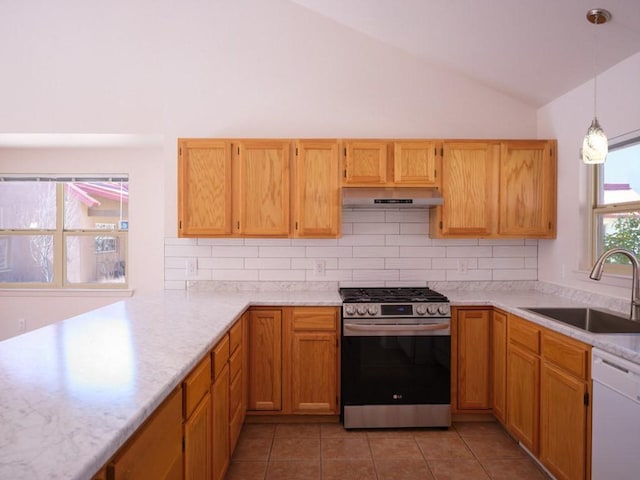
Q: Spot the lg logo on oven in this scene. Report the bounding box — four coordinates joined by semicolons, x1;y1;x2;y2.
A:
392;394;403;400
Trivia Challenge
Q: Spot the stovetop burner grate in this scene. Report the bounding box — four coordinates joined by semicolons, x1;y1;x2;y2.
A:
339;287;448;303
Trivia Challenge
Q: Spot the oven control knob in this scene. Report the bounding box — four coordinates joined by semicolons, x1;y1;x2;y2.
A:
438;304;450;315
427;305;438;315
345;305;356;316
367;305;379;316
416;305;427;315
357;305;368;315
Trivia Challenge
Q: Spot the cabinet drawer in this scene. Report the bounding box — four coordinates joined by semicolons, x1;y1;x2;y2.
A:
291;307;338;331
542;329;590;380
183;354;212;419
229;346;242;381
229;319;242;353
230;402;243;454
108;387;183;480
509;315;541;354
212;334;230;379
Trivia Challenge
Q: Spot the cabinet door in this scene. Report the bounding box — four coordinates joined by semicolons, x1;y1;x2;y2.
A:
212;364;230;480
540;364;589;480
108;387;183;480
184;392;212;480
433;142;498;237
293;140;341;238
456;309;492;410
343;141;388;185
499;140;556;238
506;344;540;454
289;331;338;414
248;309;282;411
235;141;290;237
178;139;232;237
393;141;440;186
492;310;508;424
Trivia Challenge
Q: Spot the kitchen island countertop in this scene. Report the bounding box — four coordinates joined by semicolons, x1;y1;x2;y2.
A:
2;286;640;480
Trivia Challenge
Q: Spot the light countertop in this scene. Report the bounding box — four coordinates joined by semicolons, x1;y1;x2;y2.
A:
1;286;639;480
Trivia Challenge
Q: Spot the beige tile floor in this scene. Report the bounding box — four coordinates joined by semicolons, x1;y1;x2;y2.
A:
225;420;550;480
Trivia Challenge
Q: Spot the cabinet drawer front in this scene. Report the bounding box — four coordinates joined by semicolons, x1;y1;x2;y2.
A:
542;330;590;380
229;320;242;353
229;346;242;381
291;308;338;331
509;315;540;353
212;334;230;379
183;355;212;419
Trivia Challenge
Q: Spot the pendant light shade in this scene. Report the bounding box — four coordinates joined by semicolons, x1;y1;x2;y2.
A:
581;8;611;165
582;117;608;164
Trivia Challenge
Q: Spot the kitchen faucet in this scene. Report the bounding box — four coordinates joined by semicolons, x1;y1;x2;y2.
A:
589;248;640;321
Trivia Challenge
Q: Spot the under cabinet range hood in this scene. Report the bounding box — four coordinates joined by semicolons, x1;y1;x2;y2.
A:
342;187;443;209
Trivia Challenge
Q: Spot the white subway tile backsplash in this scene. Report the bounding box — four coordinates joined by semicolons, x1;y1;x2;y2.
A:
353;223;399;235
385;258;432;269
165;245;212;257
198;257;244;269
259;246;306;258
338;234;386;246
493;246;538;258
400;246;447;258
353;269;399;282
493;269;538;281
245;258;292;269
339;258;385;269
385;235;432;246
446;246;493;258
478;257;525;269
210;245;259;257
165;216;538;287
353;246;399;258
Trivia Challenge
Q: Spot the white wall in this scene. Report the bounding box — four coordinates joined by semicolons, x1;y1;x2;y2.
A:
537;51;640;299
0;0;540;337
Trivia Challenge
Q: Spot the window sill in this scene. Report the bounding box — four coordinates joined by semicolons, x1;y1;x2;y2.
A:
0;288;134;297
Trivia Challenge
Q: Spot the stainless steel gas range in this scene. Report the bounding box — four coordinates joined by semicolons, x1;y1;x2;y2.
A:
340;287;451;429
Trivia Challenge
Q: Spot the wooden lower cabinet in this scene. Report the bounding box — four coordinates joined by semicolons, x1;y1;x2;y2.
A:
107;387;183;480
212;364;230;480
506;342;540;454
248;308;282;411
491;309;508;423
184;392;212;480
247;306;340;415
286;307;339;414
454;308;492;411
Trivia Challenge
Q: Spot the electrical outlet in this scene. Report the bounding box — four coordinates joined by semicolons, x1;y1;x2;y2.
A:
314;259;326;276
18;318;26;333
457;259;468;274
186;258;198;278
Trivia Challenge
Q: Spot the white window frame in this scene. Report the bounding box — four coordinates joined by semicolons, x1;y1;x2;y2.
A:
591;136;640;276
0;175;128;289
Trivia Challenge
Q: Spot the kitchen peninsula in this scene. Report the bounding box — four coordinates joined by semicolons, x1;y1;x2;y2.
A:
2;283;640;479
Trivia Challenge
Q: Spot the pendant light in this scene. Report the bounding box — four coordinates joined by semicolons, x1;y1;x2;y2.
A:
581;8;611;164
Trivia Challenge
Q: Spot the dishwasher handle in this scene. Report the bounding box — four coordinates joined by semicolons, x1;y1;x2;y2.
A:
592;348;640;404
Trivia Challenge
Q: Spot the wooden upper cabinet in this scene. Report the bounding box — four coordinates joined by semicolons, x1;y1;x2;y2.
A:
499;140;557;238
342;141;388;185
234;140;291;237
393;141;440;186
432;142;498;237
292;140;341;238
178;139;232;237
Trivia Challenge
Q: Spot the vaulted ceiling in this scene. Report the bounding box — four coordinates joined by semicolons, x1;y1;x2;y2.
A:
289;0;640;107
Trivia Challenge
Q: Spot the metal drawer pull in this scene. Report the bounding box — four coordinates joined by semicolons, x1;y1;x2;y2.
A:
344;323;449;332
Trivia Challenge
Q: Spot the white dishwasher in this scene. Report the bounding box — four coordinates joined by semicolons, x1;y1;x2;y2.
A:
592;348;640;479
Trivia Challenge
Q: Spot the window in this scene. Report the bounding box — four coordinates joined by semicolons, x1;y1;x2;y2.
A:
593;138;640;273
0;176;128;288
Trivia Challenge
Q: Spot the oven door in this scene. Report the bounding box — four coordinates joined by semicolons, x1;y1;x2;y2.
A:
342;330;451;406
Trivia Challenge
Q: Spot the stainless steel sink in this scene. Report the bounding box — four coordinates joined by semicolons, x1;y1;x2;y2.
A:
523;307;640;334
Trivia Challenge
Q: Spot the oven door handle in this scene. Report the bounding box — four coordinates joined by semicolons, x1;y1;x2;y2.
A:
343;323;450;333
